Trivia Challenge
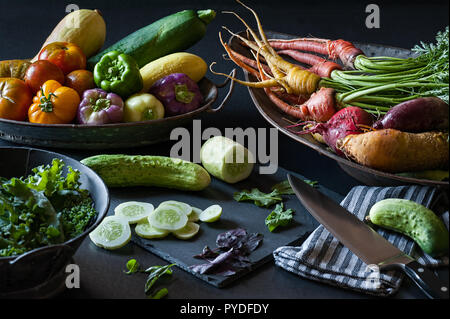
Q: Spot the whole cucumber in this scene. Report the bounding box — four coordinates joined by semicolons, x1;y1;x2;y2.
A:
87;9;216;70
368;198;449;257
81;155;211;191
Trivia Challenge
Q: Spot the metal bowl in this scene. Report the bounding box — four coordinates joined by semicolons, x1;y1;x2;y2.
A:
0;147;110;296
0;72;235;150
229;31;448;188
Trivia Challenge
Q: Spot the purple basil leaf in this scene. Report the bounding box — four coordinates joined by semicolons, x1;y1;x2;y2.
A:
241;232;264;254
189;249;236;275
193;246;220;260
216;228;247;250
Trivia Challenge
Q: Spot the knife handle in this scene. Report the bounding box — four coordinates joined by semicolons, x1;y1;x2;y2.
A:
398;261;449;299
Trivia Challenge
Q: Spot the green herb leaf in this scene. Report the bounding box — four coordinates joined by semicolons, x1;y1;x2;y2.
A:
144;264;175;295
271;180;295;195
148;287;169;299
234;178;318;208
265;203;294;232
233;188;282;207
124;258;141;275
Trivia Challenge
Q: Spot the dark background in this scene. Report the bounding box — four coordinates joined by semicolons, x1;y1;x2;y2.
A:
0;0;448;300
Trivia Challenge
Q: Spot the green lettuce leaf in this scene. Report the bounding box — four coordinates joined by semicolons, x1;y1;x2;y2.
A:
265;203;294;232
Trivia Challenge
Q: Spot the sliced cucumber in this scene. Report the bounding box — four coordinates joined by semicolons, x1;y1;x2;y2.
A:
188;207;202;222
89;216;131;250
173;222;200;240
199;204;222;223
159;200;192;216
114;201;154;224
200;136;254;184
135;221;170;239
148;204;188;231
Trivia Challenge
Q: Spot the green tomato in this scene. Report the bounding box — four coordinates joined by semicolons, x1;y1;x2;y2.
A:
123;93;165;122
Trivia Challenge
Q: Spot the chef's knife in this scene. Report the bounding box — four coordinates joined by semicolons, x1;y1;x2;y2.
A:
287;174;449;299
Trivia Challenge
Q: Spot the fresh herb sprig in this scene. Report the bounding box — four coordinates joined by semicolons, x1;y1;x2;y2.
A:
265;203;295;232
124;259;175;298
234;178;318;232
233;179;317;207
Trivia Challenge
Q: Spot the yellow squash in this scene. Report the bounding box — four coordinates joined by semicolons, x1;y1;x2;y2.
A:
139;52;207;92
32;9;106;61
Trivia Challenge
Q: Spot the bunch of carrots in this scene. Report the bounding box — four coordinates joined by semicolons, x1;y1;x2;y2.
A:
213;1;448;121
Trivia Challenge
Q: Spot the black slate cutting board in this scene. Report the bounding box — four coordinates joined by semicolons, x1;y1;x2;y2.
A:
108;166;343;288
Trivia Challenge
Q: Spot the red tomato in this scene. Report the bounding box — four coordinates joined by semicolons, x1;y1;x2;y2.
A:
38;42;86;75
0;78;33;121
65;70;95;97
24;60;65;94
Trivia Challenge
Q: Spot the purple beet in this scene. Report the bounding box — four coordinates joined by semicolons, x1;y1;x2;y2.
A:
373;97;449;132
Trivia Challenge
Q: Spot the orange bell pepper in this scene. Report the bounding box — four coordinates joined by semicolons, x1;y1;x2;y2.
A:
28;80;80;124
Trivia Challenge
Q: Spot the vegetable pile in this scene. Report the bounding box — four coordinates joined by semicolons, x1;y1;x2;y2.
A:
0;159;97;257
215;1;449;176
0;8;215;125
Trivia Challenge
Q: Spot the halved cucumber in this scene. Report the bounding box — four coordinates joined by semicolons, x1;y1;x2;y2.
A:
135;221;170;239
173;222;200;240
188;207;202;222
148;204;188;231
199;204;222;223
89;216;131;250
159;200;193;216
114;201;154;224
200;136;254;184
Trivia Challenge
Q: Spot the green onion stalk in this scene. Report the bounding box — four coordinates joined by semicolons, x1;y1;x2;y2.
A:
320;27;449;116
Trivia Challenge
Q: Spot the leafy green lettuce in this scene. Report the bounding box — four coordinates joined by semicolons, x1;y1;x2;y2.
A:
0;159;97;257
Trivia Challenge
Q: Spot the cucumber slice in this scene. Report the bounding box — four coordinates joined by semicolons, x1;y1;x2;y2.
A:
89;216;131;250
199;204;222;223
200;136;254;184
159;200;192;216
188;207;202;222
173;222;200;240
148;205;188;231
135;221;169;239
114;201;154;224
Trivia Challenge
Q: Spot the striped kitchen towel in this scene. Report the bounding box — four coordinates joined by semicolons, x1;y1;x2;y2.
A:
273;185;449;297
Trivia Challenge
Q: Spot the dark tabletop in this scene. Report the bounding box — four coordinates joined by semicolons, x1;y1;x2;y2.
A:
0;0;448;299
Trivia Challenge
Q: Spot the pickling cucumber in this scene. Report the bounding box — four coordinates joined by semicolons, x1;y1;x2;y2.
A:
135;221;170;239
87;9;216;69
81;155;211;191
200;136;254;184
115;201;154;224
148;204;188;231
368;199;449;257
173;222;200;240
159;200;193;216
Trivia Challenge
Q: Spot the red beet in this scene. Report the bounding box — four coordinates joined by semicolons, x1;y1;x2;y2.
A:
293;106;374;156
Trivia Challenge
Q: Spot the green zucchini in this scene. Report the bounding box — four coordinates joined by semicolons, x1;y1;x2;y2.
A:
81;155;211;191
368;199;449;257
87;9;216;70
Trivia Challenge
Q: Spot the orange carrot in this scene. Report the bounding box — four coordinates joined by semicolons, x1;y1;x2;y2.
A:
277;50;342;77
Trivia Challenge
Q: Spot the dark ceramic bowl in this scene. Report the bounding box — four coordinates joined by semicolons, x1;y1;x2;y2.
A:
0;74;235;150
0;147;109;295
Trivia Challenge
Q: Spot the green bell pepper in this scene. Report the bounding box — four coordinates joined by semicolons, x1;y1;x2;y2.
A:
93;51;143;99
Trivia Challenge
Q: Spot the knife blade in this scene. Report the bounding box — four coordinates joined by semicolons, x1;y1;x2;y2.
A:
287;174;449;299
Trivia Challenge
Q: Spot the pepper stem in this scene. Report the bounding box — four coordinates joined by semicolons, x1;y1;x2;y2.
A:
175;84;195;104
